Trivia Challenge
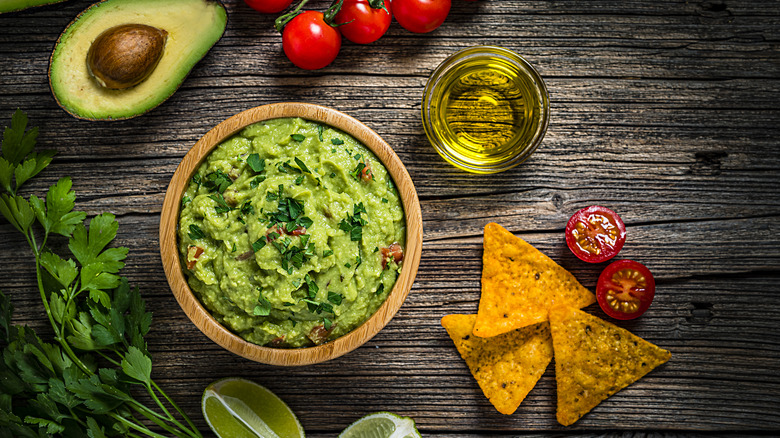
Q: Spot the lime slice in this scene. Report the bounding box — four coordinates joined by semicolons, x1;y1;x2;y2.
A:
338;412;421;438
202;377;305;438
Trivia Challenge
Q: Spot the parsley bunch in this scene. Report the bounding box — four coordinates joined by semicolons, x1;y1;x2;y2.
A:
0;110;202;437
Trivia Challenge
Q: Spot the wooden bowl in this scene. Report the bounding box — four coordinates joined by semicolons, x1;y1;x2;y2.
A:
159;103;422;366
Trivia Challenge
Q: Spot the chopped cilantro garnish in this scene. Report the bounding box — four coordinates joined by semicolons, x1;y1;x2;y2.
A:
374;246;379;253
328;292;343;305
291;133;305;142
250;175;266;188
331;148;337;153
304;274;319;298
375;283;385;295
254;295;272;316
209;193;233;214
240;200;254;216
381;198;388;203
338;202;368;241
330;172;336;178
188;224;205;240
345;262;351;268
192;173;202;187
354;154;362;160
322;249;334;257
252;238;266;252
323;318;333;330
317;125;324;141
231;243;237;253
294;157;311;174
182;196;191;205
237;216;245;224
283;302;295;307
355;255;361;266
203;170;232;193
295;175;304;185
354;202;367;216
349;162;366;180
247;154;265;173
292;279;301;288
331;138;344;145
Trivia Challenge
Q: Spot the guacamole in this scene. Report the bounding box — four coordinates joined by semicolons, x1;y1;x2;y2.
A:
178;118;406;348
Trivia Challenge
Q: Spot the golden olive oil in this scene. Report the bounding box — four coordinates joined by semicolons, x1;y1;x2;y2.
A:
423;47;549;173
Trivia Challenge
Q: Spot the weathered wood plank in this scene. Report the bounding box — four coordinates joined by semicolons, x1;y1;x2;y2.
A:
1;0;779;435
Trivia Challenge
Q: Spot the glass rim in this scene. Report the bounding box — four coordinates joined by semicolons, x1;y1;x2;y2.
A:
422;46;550;174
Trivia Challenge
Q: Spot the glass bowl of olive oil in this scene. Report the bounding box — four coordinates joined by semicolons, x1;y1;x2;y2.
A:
422;46;550;174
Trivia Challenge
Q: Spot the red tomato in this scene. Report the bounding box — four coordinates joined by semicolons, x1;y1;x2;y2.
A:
381;242;404;269
282;11;341;70
597;259;655;320
335;0;392;44
565;205;626;263
392;0;451;33
244;0;293;14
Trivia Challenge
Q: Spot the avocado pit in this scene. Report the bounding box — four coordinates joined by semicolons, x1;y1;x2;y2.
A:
86;23;168;89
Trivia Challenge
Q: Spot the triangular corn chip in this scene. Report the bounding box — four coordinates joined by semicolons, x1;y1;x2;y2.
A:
474;223;595;337
441;314;553;415
549;305;671;426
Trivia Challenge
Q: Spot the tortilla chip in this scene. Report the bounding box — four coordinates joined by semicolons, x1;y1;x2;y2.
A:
473;223;595;337
549;305;671;426
441;314;553;415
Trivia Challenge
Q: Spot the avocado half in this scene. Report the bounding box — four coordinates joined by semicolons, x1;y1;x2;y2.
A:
49;0;227;121
0;0;70;14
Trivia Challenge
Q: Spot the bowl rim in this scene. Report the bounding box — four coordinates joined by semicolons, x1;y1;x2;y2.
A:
159;102;423;366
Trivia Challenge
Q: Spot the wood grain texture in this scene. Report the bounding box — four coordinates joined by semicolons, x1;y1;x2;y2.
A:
1;0;779;435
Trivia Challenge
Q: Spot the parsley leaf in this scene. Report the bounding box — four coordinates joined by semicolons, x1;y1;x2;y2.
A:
254;295;272;316
294;157;311;174
203;170;232;193
189;224;206;240
246;154;265;173
327;292;343;305
252;238;266;252
290;134;305;142
331;138;344;145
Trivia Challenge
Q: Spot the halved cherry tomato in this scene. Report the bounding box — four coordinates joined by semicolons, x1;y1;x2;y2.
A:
244;0;293;14
392;0;451;34
335;0;392;44
565;205;626;263
597;259;655;320
381;242;404;269
282;11;341;70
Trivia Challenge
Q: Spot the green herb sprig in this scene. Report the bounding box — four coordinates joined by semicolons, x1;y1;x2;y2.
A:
0;110;203;438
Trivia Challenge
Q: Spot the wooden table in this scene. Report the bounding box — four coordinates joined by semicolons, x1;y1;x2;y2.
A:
2;0;779;435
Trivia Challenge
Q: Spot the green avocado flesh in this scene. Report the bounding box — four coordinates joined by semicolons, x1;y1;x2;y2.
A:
49;0;226;121
178;118;406;348
0;0;69;14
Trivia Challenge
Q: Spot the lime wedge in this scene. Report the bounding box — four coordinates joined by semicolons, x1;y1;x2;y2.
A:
202;377;305;438
338;412;421;438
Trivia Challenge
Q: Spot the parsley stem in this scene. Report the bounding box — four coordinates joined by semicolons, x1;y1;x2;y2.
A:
110;411;172;438
98;351;202;438
151;378;202;436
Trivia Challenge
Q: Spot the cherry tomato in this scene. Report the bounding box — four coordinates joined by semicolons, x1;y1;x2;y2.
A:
392;0;451;34
282;11;341;70
244;0;293;14
565;205;626;263
597;259;655;320
335;0;392;44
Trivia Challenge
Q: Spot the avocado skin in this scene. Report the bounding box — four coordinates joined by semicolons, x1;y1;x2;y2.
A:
48;0;227;121
0;0;70;14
